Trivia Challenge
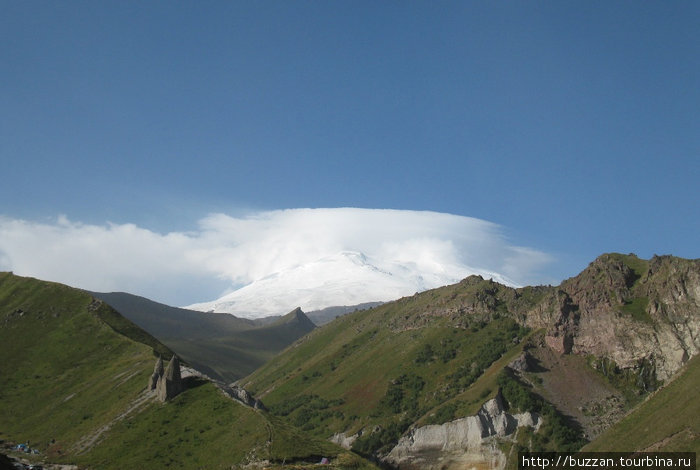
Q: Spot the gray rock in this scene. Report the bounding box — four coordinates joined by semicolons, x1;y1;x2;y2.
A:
155;356;184;402
148;357;164;390
508;351;533;372
224;385;267;410
384;392;540;469
330;432;358;450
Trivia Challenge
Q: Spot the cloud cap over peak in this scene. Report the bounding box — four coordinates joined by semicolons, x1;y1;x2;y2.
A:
0;208;554;308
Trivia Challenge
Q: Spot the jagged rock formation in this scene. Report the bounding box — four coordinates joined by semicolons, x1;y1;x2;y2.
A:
384;391;540;469
148;357;164;390
380;254;698;383
149;356;184;402
220;384;266;410
525;254;700;381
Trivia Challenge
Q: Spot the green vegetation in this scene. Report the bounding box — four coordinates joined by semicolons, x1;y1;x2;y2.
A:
606;253;649;286
352;419;414;457
588;356;660;405
447;321;529;391
585;354;700;457
270;394;346;431
379;373;425;415
77;382;358;469
0;273;373;469
74;381;268;469
425;402;458;425
243;278;537;458
350;372;429;455
0;272;167;451
619;296;651;323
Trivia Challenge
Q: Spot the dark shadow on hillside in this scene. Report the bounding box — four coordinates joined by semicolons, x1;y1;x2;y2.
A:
528;355;549;373
183;376;209;390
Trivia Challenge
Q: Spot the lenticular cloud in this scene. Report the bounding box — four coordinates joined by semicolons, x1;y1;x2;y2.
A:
0;208;553;308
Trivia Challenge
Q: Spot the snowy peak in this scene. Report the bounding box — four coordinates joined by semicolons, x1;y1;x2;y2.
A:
186;250;515;319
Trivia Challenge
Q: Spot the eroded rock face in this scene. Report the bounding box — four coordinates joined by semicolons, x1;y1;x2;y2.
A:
525;255;700;381
149;356;184;402
222;385;266;410
157;356;184;402
384;393;540;470
148;357;164;390
330;432;358;450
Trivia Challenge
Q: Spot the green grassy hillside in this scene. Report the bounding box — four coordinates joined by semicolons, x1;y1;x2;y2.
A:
242;277;560;456
0;272;171;451
0;273;372;469
584;354;700;456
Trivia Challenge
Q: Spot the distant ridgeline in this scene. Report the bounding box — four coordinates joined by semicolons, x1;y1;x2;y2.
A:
91;291;318;383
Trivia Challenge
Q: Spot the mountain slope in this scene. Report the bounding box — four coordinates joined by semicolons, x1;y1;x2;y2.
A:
0;272;172;452
584;353;700;455
93;291;316;382
241;254;700;467
186;250;515;318
0;272;370;469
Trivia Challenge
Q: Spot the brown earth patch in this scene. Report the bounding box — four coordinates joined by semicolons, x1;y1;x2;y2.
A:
519;345;625;440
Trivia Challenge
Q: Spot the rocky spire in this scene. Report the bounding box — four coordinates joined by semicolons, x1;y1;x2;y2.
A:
164;355;181;382
156;355;184;402
148;357;164;390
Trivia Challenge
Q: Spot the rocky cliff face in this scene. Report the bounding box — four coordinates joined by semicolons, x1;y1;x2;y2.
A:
390;254;699;382
524;254;700;381
384;392;540;469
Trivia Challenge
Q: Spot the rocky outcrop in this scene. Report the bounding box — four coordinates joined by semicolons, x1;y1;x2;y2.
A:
149;356;184;402
508;351;533;372
330;432;358;450
384;392;540;469
524;254;700;381
148;357;164;390
221;384;266;410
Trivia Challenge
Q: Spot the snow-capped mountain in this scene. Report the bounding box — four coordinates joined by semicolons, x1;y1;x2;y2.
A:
185;250;516;319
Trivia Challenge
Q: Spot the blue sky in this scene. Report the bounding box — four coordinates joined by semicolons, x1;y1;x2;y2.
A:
1;1;698;303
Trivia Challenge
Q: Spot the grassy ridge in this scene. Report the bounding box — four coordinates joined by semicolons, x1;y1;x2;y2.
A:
0;273;374;469
0;272;162;451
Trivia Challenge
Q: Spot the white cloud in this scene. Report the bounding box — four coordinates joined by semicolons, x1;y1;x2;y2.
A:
0;208;554;306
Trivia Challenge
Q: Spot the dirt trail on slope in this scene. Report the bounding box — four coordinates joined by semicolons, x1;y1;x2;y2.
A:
72;389;154;455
